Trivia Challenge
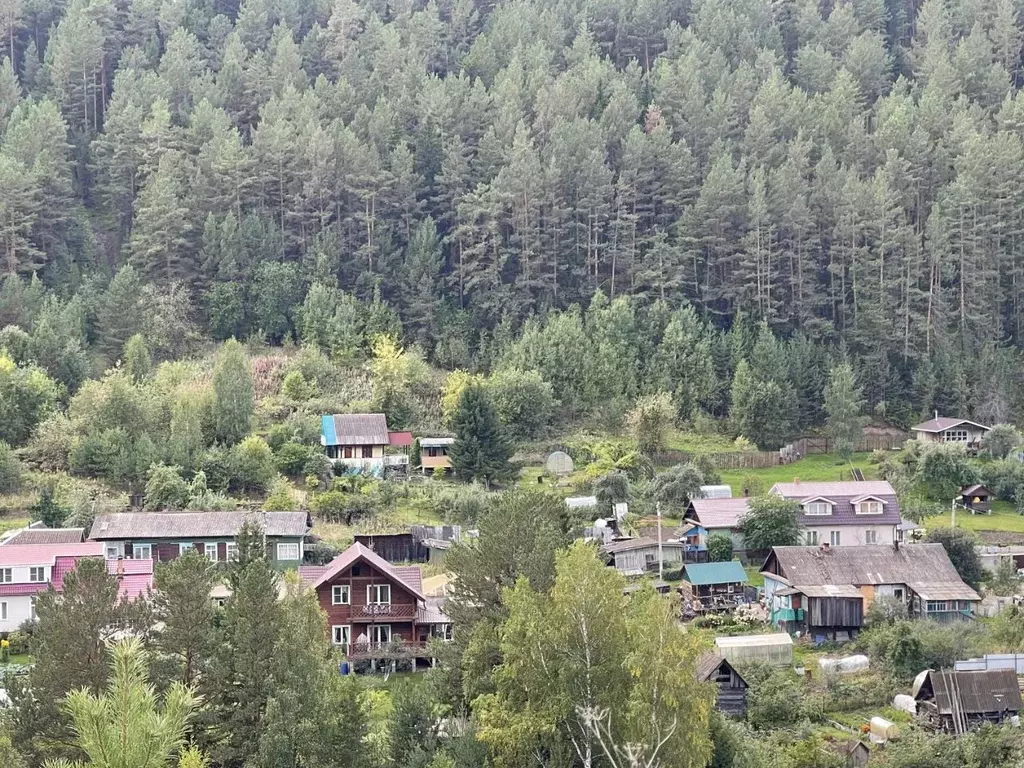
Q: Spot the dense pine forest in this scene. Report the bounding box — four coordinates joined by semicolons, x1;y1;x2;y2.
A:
2;0;1024;432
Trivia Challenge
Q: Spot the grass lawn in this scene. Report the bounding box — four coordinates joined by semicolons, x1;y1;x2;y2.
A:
744;566;764;588
718;452;878;494
0;653;31;665
923;500;1024;536
666;430;743;454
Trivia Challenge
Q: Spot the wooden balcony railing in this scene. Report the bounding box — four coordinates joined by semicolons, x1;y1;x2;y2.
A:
350;603;416;620
342;640;441;659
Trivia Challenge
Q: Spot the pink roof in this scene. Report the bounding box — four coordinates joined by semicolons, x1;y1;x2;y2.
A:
0;542;103;567
108;558;153;600
312;542;425;601
388;431;413;447
0;582;49;597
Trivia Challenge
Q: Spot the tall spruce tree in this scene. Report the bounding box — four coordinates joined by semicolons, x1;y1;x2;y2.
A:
448;382;513;488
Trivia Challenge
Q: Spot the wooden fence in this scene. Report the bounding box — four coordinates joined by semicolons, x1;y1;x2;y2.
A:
789;434;908;456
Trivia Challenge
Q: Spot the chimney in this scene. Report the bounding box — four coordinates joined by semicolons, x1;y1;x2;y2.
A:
820;541;830;552
934;409;939;419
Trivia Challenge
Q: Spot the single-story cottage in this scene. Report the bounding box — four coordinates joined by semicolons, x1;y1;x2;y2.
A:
681;561;750;612
762;543;981;641
685;497;749;554
911;415;989;447
600;537;686;576
913;668;1022;733
321;414;410;475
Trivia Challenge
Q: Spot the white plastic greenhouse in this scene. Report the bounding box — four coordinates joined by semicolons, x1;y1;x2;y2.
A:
714;633;794;667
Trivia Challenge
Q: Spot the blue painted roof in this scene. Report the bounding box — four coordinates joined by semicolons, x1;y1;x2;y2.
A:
321;414;337;445
683;561;748;586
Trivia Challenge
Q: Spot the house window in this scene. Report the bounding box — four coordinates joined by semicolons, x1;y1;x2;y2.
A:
332;625;351;648
806;530;820;545
362;446;373;459
370;624;391;645
29;598;36;620
332;585;350;605
277;543;300;561
433;623;453;641
946;430;968;442
226;543;238;562
28;567;45;583
857;501;883;515
205;543;218;561
133;544;152;560
0;602;6;621
0;568;11;584
830;531;842;546
367;584;391;605
894;588;905;601
865;530;878;544
805;502;832;516
106;546;119;560
343;446;353;459
179;543;193;556
926;600;949;612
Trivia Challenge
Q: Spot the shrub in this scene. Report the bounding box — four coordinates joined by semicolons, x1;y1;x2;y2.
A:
0;441;21;493
982;423;1021;460
144;463;189;510
744;665;808;729
263;476;296;511
230;436;276;494
707;533;733;562
281;370;316;401
274;441;313;476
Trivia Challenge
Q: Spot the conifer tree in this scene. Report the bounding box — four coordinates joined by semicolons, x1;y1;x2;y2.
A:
448;382;512;488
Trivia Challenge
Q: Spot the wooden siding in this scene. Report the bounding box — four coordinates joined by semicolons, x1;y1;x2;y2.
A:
317;561;420;628
807;596;864;629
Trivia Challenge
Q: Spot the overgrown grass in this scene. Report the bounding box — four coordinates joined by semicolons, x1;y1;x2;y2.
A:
717;452;879;493
923;500;1024;534
665;430;744;454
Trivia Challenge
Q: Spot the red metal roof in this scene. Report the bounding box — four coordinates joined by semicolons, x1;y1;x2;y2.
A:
0;582;49;597
311;542;425;600
388;431;413;447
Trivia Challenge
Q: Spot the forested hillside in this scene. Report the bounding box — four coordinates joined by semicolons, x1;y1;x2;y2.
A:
1;0;1024;430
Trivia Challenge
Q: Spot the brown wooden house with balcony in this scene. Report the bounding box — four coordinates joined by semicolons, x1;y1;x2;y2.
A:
300;542;451;669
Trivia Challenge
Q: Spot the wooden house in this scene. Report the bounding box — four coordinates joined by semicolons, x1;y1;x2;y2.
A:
320;414;410;475
681;561;750;612
913;669;1023;734
762;544;981;641
696;653;748;717
600;537;686;576
89;511;311;568
300;542;451;668
911;415;989;449
419;438;454;473
959;484;995;514
685;497;749;554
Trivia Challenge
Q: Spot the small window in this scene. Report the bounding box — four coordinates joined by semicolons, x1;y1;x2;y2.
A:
945;429;968;442
370;624;391;644
806;530;819;546
805;502;832;516
830;530;842;546
865;529;878;544
367;584;391;605
857;501;883;515
0;568;12;584
332;625;351;647
106;546;119;560
343;446;353;459
179;543;193;556
362;446;373;459
277;543;300;561
29;598;36;620
28;567;46;583
332;585;350;605
0;602;7;621
205;543;218;561
226;543;238;562
133;544;152;560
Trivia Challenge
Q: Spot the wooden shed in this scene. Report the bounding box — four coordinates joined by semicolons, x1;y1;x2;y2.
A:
913;669;1023;734
696;653;748;717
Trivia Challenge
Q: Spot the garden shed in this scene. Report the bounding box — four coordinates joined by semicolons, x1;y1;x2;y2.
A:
714;633;793;667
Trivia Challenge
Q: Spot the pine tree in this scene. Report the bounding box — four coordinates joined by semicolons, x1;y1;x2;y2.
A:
448;382;512;488
152;551;216;688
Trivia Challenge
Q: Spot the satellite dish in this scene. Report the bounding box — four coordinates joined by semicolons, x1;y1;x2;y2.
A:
545;451;574;476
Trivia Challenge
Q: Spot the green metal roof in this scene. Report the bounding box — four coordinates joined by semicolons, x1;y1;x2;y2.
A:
683;561;748;586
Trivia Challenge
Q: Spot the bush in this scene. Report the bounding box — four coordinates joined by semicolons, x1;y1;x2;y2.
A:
707;533;733;562
982;423;1021;460
744;665;808;729
5;629;29;655
304;540;339;566
274;441;314;476
230;436;276;494
0;441;21;493
302;452;334;489
281;370;316;401
427;484;491;525
144;463;189;510
263;476;296;511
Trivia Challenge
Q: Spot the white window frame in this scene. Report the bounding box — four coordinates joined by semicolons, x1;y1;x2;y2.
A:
857;501;884;515
29;598;36;620
370;624;391;645
226;543;238;562
367;584;391;605
944;429;968;442
276;542;300;561
204;543;218;562
179;543;193;556
0;601;7;621
106;546;120;560
806;530;819;545
804;501;832;516
133;544;152;560
332;624;351;647
865;529;878;544
332;585;350;605
28;567;46;583
0;568;11;584
830;530;842;546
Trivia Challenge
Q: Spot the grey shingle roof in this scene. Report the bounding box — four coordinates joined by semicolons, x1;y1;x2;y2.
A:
323;413;390;446
600;537;686;554
686;497;749;529
918;669;1022;715
2;528;85;546
770;480;902;527
89;511;311;540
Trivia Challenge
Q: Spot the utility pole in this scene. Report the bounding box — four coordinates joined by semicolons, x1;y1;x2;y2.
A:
657;502;664;580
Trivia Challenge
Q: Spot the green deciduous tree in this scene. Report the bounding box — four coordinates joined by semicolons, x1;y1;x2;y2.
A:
739;495;804;551
123;334;152;382
625;392;676;456
926;527;984;588
707;533;733;562
211;339;253;446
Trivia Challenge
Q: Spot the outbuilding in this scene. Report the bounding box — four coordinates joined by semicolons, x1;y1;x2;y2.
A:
913;668;1022;734
714;633;793;667
696;653;748;717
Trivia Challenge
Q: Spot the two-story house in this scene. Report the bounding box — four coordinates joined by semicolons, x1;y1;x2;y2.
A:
300;542;451;666
88;511;311;568
321;414;411;476
0;542;154;633
770;480;901;547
